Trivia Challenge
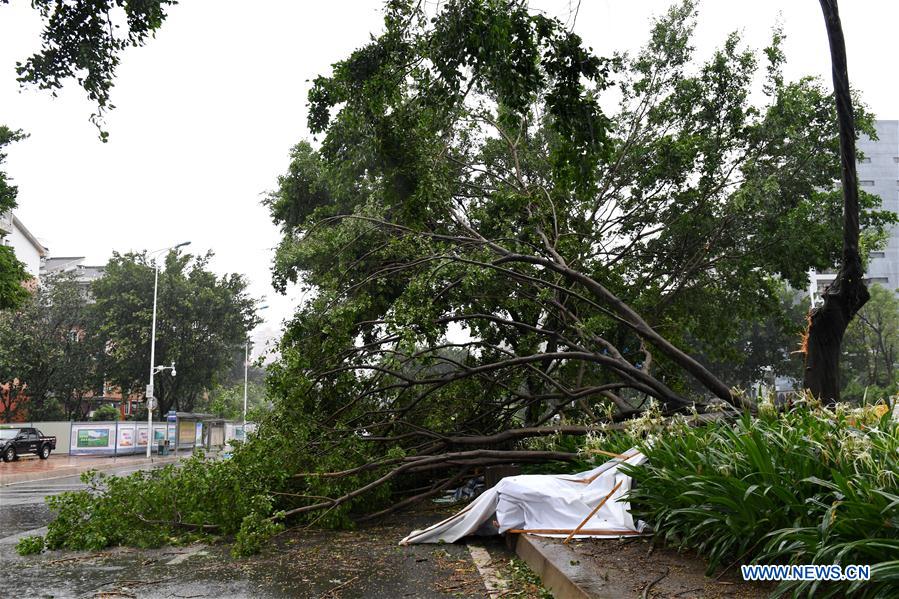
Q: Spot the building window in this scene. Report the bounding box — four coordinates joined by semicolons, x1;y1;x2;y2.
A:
859;180;875;187
859;157;871;163
870;251;885;259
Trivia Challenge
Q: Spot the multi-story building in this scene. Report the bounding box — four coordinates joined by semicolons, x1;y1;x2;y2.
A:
810;120;899;301
40;256;105;297
0;212;48;278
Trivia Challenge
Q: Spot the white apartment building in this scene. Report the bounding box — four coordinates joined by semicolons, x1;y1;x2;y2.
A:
0;211;48;277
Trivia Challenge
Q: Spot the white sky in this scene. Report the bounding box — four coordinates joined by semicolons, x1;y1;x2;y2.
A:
0;1;896;355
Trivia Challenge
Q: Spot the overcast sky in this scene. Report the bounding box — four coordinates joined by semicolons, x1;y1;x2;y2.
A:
1;1;896;355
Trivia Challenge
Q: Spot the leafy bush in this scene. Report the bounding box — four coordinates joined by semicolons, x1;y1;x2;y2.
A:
91;404;120;421
621;401;899;598
15;535;45;555
31;412;395;555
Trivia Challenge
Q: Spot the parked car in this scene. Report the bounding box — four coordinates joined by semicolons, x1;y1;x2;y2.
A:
0;427;57;461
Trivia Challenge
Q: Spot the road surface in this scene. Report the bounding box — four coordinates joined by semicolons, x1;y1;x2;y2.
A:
0;460;503;598
1;461;169;542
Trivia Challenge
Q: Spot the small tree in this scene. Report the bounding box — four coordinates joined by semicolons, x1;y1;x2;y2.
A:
841;284;899;402
91;404;120;422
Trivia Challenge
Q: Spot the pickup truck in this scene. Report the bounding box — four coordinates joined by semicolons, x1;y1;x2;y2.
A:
0;427;57;461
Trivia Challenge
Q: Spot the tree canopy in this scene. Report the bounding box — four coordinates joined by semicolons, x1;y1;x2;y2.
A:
841;283;899;402
4;0;176;139
267;0;895;444
0;272;95;421
0;126;30;310
92;250;259;416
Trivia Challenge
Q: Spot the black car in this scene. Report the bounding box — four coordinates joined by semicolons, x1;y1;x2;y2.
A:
0;427;57;461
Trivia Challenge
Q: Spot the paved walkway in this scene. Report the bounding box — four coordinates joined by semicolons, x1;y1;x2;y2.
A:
0;453;185;485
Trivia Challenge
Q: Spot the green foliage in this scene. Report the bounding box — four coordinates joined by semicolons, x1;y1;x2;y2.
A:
92;250;260;416
232;498;285;558
0;273;95;420
0;125;27;214
503;557;553;599
15;535;45;556
43;436;296;552
841;284;899;402
622;402;899;598
697;281;809;392
12;0;175;139
35;412;394;555
266;0;897;437
0;246;29;314
0;125;29;311
198;380;269;421
91;404;120;421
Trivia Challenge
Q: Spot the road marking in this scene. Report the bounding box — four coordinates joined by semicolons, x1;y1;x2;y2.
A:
166;545;209;565
0;526;48;545
467;544;508;597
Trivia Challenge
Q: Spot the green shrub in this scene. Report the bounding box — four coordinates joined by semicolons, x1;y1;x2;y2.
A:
91;404;120;421
38;415;394;555
15;535;45;555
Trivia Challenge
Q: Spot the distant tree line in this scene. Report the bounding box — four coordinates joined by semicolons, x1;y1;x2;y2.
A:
0;250;262;422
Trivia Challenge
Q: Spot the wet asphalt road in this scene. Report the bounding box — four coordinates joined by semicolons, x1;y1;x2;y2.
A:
1;463;160;540
0;463;494;598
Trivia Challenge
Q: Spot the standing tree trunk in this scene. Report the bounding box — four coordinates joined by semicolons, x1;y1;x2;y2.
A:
803;0;869;404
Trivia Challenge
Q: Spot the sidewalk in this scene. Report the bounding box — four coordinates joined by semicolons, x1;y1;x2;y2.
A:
0;453;186;485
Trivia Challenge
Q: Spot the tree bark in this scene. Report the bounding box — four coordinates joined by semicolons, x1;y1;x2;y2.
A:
803;0;869;404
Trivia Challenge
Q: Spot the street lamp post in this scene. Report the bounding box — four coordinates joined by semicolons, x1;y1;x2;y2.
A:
146;241;191;458
244;304;267;436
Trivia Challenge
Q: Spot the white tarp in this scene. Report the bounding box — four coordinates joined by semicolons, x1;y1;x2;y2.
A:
401;449;647;544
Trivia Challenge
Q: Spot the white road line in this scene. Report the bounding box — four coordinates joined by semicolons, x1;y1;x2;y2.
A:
467;544;508;597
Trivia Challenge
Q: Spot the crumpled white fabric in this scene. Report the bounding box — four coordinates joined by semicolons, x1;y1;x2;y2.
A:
400;449;647;544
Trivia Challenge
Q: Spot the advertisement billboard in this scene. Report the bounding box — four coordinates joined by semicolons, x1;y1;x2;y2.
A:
178;420;195;446
77;428;109;447
70;424;116;455
116;424;138;455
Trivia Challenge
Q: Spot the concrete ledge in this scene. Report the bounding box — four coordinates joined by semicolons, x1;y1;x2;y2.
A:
512;534;635;599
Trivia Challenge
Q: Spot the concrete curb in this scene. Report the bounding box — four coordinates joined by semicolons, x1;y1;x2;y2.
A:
512;534;635;599
0;455;184;486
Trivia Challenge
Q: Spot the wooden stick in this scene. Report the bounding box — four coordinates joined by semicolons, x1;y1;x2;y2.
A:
508;528;639;536
582;449;629;458
563;479;623;544
556;451;639;484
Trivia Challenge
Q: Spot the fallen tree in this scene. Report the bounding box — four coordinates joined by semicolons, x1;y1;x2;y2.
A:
27;0;897;558
263;0;892;509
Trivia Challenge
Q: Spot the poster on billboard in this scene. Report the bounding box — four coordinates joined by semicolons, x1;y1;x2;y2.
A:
195;422;203;446
178;420;195;446
116;425;137;455
70;424;116;454
118;427;134;447
137;427;149;447
78;428;110;447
